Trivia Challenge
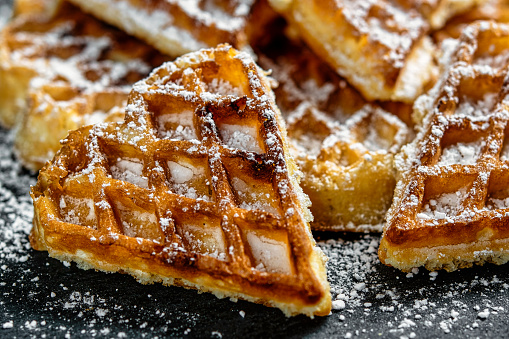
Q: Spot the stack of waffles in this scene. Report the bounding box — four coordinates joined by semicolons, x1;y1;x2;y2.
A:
4;0;509;317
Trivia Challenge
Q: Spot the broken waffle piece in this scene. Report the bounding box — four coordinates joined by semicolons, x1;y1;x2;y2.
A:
379;21;509;272
257;36;410;232
0;0;167;171
30;45;332;317
66;0;257;58
267;0;436;103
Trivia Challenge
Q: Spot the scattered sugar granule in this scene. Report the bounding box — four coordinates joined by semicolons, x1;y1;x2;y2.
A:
332;299;346;310
477;309;490;319
353;283;366;291
95;308;109;317
429;271;439;281
2;321;13;329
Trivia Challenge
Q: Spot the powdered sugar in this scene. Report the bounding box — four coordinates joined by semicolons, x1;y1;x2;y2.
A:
454;93;499;118
340;0;425;62
157;111;197;141
420;188;468;219
9;23;150;94
438;141;485;166
205;78;244;97
110;158;148;188
1;137;509;336
245;231;291;274
230;177;279;214
0;132;34;266
178;0;249;32
476;50;509;70
181;223;226;260
487;196;509;210
218;124;262;153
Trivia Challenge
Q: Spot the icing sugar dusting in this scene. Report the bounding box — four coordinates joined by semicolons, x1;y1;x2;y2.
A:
340;0;425;67
219;124;262;153
438;141;485;166
420;188;468;219
110;158;148;188
454;93;499;118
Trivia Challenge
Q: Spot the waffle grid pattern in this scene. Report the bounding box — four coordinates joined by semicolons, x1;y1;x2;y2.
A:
31;45;329;315
258;38;410;231
0;1;166;170
380;21;509;271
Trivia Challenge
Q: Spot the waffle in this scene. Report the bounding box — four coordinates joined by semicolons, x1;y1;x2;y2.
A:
267;0;436;103
0;0;166;171
433;0;509;43
379;21;509;272
392;0;486;29
30;45;332;317
257;36;410;232
66;0;257;58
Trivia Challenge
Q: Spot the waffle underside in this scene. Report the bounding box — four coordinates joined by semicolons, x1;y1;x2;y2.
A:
31;196;331;318
379;236;509;272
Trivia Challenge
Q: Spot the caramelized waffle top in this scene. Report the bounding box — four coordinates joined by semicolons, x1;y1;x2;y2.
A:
379;21;509;272
257;35;409;231
268;0;436;102
0;0;167;169
30;45;331;317
66;0;256;58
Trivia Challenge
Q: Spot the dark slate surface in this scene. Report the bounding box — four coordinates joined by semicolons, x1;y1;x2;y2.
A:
2;1;509;337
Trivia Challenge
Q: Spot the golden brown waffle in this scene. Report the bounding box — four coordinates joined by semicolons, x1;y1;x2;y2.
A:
433;0;509;43
267;0;436;103
0;0;166;170
257;36;410;232
30;45;332;317
66;0;257;58
379;21;509;272
393;0;486;29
